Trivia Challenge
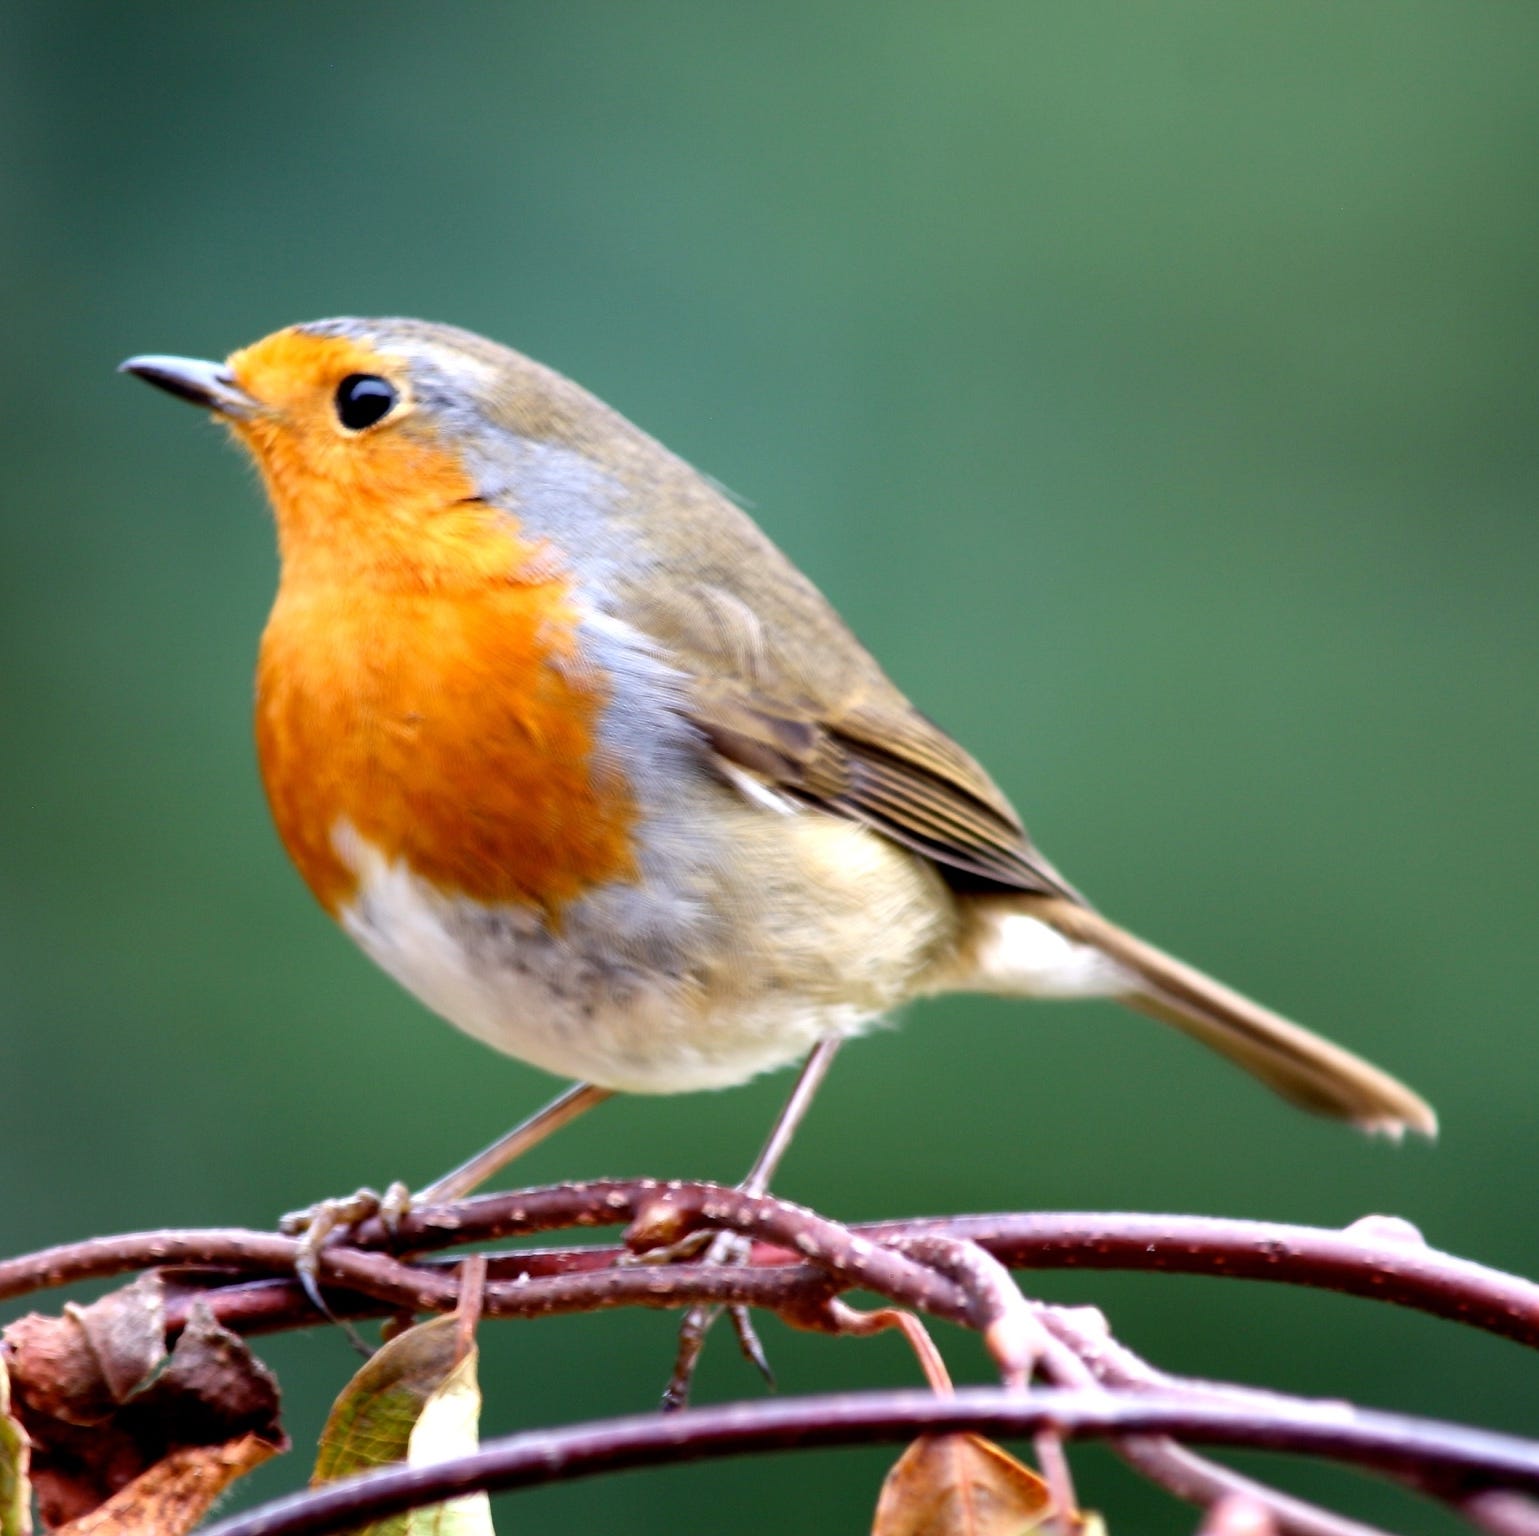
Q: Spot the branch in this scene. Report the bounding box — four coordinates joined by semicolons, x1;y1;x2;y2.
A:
8;1189;1539;1534
194;1386;1539;1536
5;1192;1536;1353
1033;1303;1393;1536
912;1211;1539;1349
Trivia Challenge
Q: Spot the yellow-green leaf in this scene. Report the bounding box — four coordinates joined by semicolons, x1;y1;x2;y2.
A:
0;1355;32;1536
313;1317;460;1486
402;1351;490;1536
312;1316;491;1536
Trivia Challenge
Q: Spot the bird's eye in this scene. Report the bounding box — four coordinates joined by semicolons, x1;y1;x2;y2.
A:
334;374;398;431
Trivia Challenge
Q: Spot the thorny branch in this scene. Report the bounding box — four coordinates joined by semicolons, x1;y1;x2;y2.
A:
5;1184;1539;1535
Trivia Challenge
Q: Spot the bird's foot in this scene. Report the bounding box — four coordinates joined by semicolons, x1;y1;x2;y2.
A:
658;1228;775;1411
280;1180;413;1321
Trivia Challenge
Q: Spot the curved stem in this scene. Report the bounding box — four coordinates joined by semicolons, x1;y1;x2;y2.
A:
6;1197;1538;1353
195;1386;1539;1536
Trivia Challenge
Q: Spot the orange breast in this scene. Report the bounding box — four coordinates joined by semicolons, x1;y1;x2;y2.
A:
255;552;638;920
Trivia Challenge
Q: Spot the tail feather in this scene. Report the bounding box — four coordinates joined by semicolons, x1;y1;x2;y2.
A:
1008;897;1437;1137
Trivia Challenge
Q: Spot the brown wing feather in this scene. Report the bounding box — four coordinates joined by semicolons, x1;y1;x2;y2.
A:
620;565;1078;900
688;678;1082;900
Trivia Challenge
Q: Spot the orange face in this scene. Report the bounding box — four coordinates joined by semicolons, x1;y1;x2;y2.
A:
225;327;637;919
227;329;494;581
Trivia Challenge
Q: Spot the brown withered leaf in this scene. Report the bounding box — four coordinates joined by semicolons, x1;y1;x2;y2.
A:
54;1433;276;1536
144;1305;283;1447
5;1280;284;1529
3;1276;165;1428
871;1434;1055;1536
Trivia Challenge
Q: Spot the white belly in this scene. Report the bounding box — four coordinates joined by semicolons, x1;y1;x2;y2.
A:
335;831;875;1092
331;808;957;1095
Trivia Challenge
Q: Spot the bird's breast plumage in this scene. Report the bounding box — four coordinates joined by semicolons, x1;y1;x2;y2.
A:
254;539;639;922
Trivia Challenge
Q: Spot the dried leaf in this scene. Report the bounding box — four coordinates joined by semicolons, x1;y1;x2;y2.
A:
313;1315;492;1536
54;1433;275;1536
1;1354;33;1536
147;1306;283;1438
2;1275;165;1427
872;1434;1055;1536
5;1285;283;1528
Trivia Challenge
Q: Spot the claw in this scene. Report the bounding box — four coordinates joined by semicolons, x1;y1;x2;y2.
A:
280;1186;403;1357
661;1229;767;1411
281;1186;383;1295
279;1184;388;1239
377;1180;414;1239
293;1246;331;1322
729;1305;775;1390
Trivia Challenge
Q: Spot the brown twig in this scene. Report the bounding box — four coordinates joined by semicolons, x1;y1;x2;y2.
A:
623;1184;972;1323
828;1302;957;1395
1034;1304;1396;1536
8;1193;1533;1351
0;1198;1513;1343
883;1231;1041;1389
890;1210;1539;1348
192;1385;1539;1536
356;1182;1537;1357
8;1192;1536;1533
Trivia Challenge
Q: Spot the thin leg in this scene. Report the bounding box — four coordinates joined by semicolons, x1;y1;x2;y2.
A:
663;1035;845;1410
741;1035;844;1195
285;1081;613;1326
416;1081;615;1205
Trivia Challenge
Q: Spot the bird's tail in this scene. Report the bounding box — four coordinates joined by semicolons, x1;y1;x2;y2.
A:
964;895;1436;1137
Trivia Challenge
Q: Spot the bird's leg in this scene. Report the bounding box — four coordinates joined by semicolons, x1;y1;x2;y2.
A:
282;1080;614;1317
661;1035;844;1411
414;1081;616;1204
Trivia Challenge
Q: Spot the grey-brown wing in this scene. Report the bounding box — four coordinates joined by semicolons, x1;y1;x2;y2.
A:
610;505;1082;900
687;671;1083;901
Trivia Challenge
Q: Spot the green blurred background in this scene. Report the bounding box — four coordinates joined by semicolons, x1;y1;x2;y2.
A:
4;4;1537;1530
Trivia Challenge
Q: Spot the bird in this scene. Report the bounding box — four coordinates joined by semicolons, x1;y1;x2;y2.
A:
121;317;1435;1222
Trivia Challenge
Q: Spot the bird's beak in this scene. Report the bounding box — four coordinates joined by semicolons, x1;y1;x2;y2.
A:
119;354;260;419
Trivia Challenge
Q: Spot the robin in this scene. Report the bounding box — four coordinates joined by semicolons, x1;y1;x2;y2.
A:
121;318;1435;1234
